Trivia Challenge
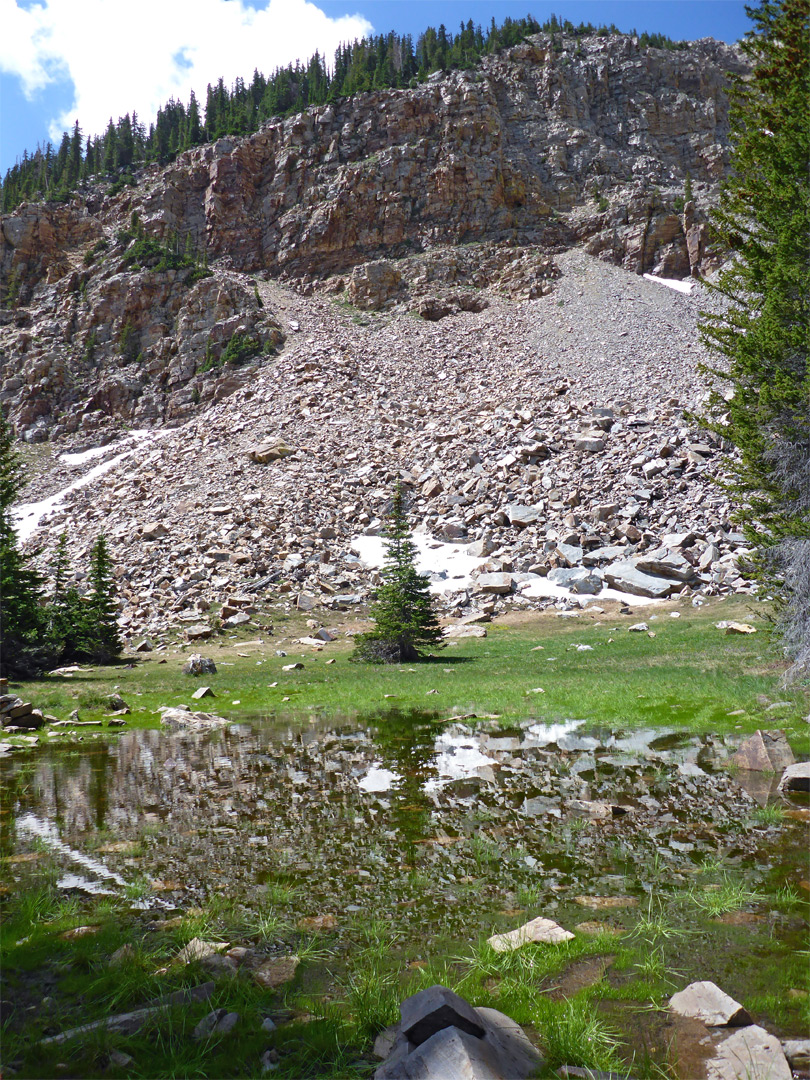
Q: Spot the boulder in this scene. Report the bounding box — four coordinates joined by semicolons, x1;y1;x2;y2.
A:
729;730;795;773
669;981;752;1027
141;521;168;540
375;1026;507;1080
476;573;513;595
247;955;300;989
777;761;810;793
506;504;542;528
247;441;293;464
182;654;217;675
375;986;542;1080
781;1039;810;1069
487;916;574;952
634;548;697;582
706;1025;791;1080
604;562;676;598
400;986;485;1047
547;567;602;594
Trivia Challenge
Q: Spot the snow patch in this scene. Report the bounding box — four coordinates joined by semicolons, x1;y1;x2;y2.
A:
13;430;165;542
351;533;487;594
643;273;695;295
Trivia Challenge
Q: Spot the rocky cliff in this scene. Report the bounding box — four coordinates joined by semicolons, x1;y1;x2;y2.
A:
0;31;745;444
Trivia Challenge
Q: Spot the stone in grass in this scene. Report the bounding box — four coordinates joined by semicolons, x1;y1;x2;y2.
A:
193;1008;240;1040
248;955;300;989
487;916;574;953
191;686;216;700
669;981;752;1027
175;938;228;965
778;761;810;793
706;1025;791;1080
183;653;217;676
730;729;795;773
400;985;485;1047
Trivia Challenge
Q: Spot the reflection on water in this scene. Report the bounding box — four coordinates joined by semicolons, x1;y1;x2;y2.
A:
17;813;127;889
1;714;804;938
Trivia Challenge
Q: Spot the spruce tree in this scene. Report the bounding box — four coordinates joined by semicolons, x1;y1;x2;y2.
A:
353;484;445;663
699;0;809;676
0;411;48;675
82;535;122;662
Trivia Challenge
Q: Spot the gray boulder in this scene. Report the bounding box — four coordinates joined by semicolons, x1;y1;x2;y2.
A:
182;653;217;676
375;986;542;1080
604;562;676;598
778;761;810;792
400;986;484;1046
669;981;752;1027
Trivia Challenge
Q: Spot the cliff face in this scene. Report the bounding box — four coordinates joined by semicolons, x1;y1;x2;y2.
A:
0;32;746;442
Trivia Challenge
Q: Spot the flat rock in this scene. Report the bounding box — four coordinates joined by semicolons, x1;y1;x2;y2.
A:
604;562;676;598
193;1008;240;1040
248;955;300;989
706;1024;791;1080
476;573;513;595
444;624;487;638
160;708;229;730
778;761;810;792
730;730;795;773
487;916;574;952
669;981;752;1027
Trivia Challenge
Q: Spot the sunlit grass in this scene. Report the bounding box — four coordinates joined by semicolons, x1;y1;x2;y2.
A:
8;598;809;753
688;875;762;917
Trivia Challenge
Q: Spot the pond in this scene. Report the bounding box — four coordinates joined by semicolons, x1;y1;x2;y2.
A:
2;713;806;931
1;711;808;1074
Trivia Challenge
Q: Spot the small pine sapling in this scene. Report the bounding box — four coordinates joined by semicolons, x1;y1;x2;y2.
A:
353;484;445;663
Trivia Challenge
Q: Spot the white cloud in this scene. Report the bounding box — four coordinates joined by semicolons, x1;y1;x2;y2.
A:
0;0;373;142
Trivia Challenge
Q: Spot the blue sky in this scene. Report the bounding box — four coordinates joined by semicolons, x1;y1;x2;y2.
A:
0;0;751;177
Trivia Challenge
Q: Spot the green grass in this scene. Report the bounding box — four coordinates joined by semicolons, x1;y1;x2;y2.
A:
7;599;809;754
688;875;762;917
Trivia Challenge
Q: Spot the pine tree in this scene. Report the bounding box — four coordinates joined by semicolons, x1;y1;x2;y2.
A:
0;410;49;675
699;0;809;676
82;535;122;662
46;530;84;657
353;484;445;663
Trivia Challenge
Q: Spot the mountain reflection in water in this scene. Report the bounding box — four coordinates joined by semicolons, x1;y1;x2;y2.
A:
0;714;793;938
